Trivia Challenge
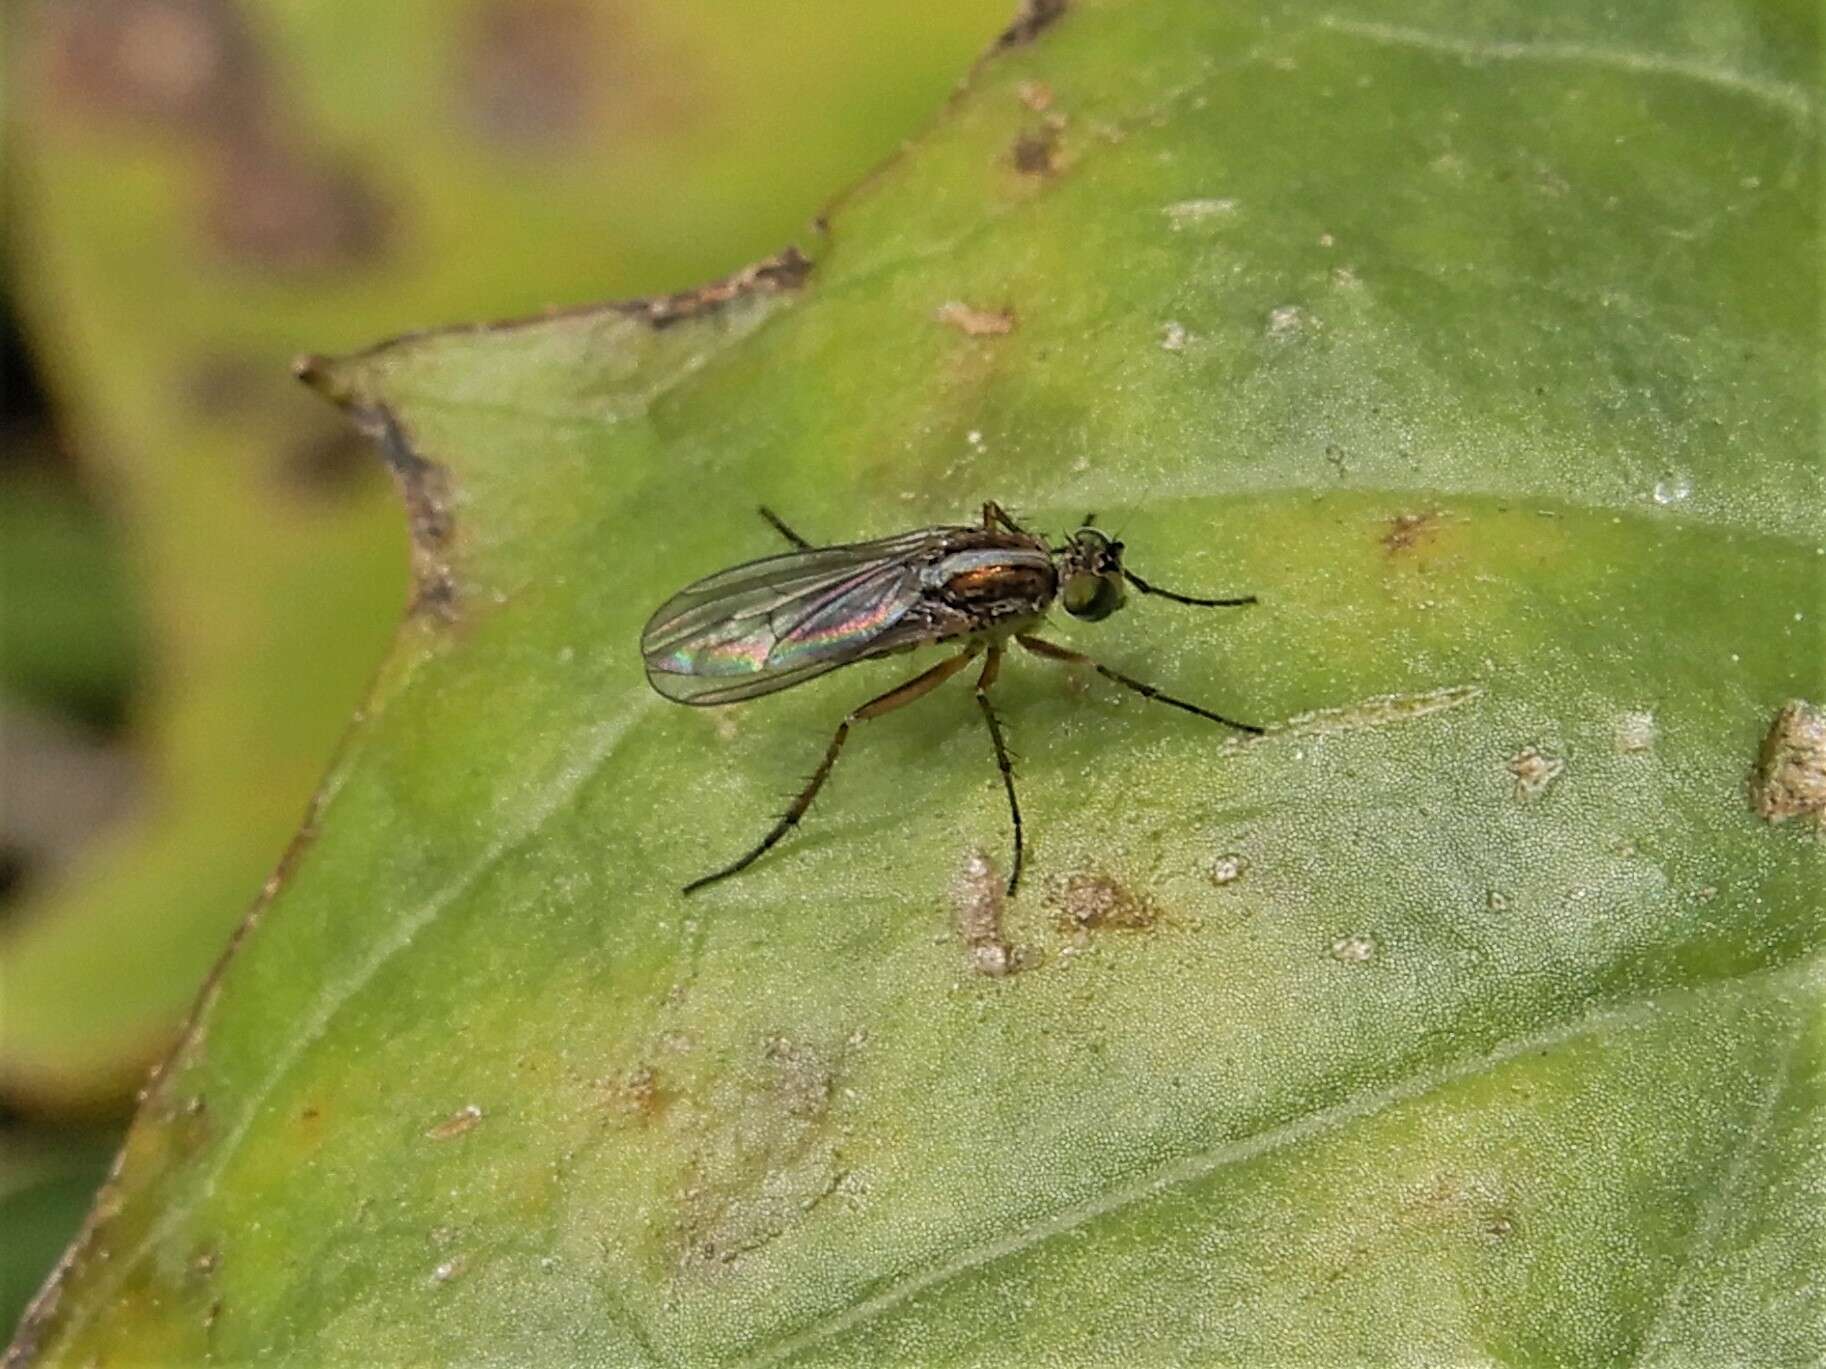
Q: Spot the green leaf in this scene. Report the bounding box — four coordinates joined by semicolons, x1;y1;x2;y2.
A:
15;0;1822;1362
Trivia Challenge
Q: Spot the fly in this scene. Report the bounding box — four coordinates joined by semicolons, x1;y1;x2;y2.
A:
641;501;1262;896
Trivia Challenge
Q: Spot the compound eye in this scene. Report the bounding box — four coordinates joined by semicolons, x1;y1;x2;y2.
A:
1063;572;1125;621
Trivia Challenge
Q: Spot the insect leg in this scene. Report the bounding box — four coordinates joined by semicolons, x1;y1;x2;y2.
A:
683;648;980;894
1121;568;1257;608
1016;634;1264;735
757;506;815;550
981;501;1030;536
973;646;1023;895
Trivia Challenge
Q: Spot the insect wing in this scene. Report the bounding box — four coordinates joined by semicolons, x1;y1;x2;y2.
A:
642;530;956;705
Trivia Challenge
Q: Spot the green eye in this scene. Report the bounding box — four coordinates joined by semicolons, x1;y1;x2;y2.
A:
1063;573;1125;621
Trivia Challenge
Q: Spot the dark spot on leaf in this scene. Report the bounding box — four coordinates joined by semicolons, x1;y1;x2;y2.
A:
1050;871;1157;933
186;360;377;500
458;0;601;148
1010;124;1060;176
204;135;389;275
1751;699;1826;828
182;354;267;417
0;711;141;894
276;425;375;502
44;0;266;134
0;845;28;905
1381;510;1438;555
996;0;1068;48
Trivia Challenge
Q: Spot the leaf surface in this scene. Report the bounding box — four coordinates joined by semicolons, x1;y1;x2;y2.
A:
15;0;1822;1362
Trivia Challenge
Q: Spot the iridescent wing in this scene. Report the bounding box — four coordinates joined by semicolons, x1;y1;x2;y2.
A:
641;528;966;706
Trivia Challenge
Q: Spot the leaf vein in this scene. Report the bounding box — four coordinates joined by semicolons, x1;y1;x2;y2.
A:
1628;1006;1810;1365
1320;17;1817;127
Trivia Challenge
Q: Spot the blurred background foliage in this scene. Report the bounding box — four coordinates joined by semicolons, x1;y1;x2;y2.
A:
0;0;1009;1332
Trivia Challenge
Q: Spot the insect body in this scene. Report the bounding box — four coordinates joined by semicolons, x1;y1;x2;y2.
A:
641;502;1261;895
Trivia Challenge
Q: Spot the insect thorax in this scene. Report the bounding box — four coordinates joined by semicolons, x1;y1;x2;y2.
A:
916;544;1058;643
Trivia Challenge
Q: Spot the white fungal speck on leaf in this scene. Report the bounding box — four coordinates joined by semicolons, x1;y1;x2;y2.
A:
1330;934;1378;963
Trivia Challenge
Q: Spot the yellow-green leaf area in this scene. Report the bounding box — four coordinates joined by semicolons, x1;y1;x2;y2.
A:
17;0;1823;1363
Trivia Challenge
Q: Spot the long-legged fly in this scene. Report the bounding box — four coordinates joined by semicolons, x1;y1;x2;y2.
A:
641;502;1261;896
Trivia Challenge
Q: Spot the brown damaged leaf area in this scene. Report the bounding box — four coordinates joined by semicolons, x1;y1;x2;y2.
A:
1009;121;1063;176
1381;510;1441;556
45;0;394;276
456;0;702;151
1049;870;1160;933
1752;699;1826;827
301;246;813;361
935;300;1017;336
423;1104;484;1141
44;0;267;132
271;395;454;621
625;247;812;329
1015;79;1053;111
995;0;1067;48
458;0;601;149
204;137;390;273
603;1065;672;1125
290;244;816;620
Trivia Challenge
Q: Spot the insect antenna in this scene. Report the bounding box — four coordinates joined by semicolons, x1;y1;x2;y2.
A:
1121;567;1258;609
